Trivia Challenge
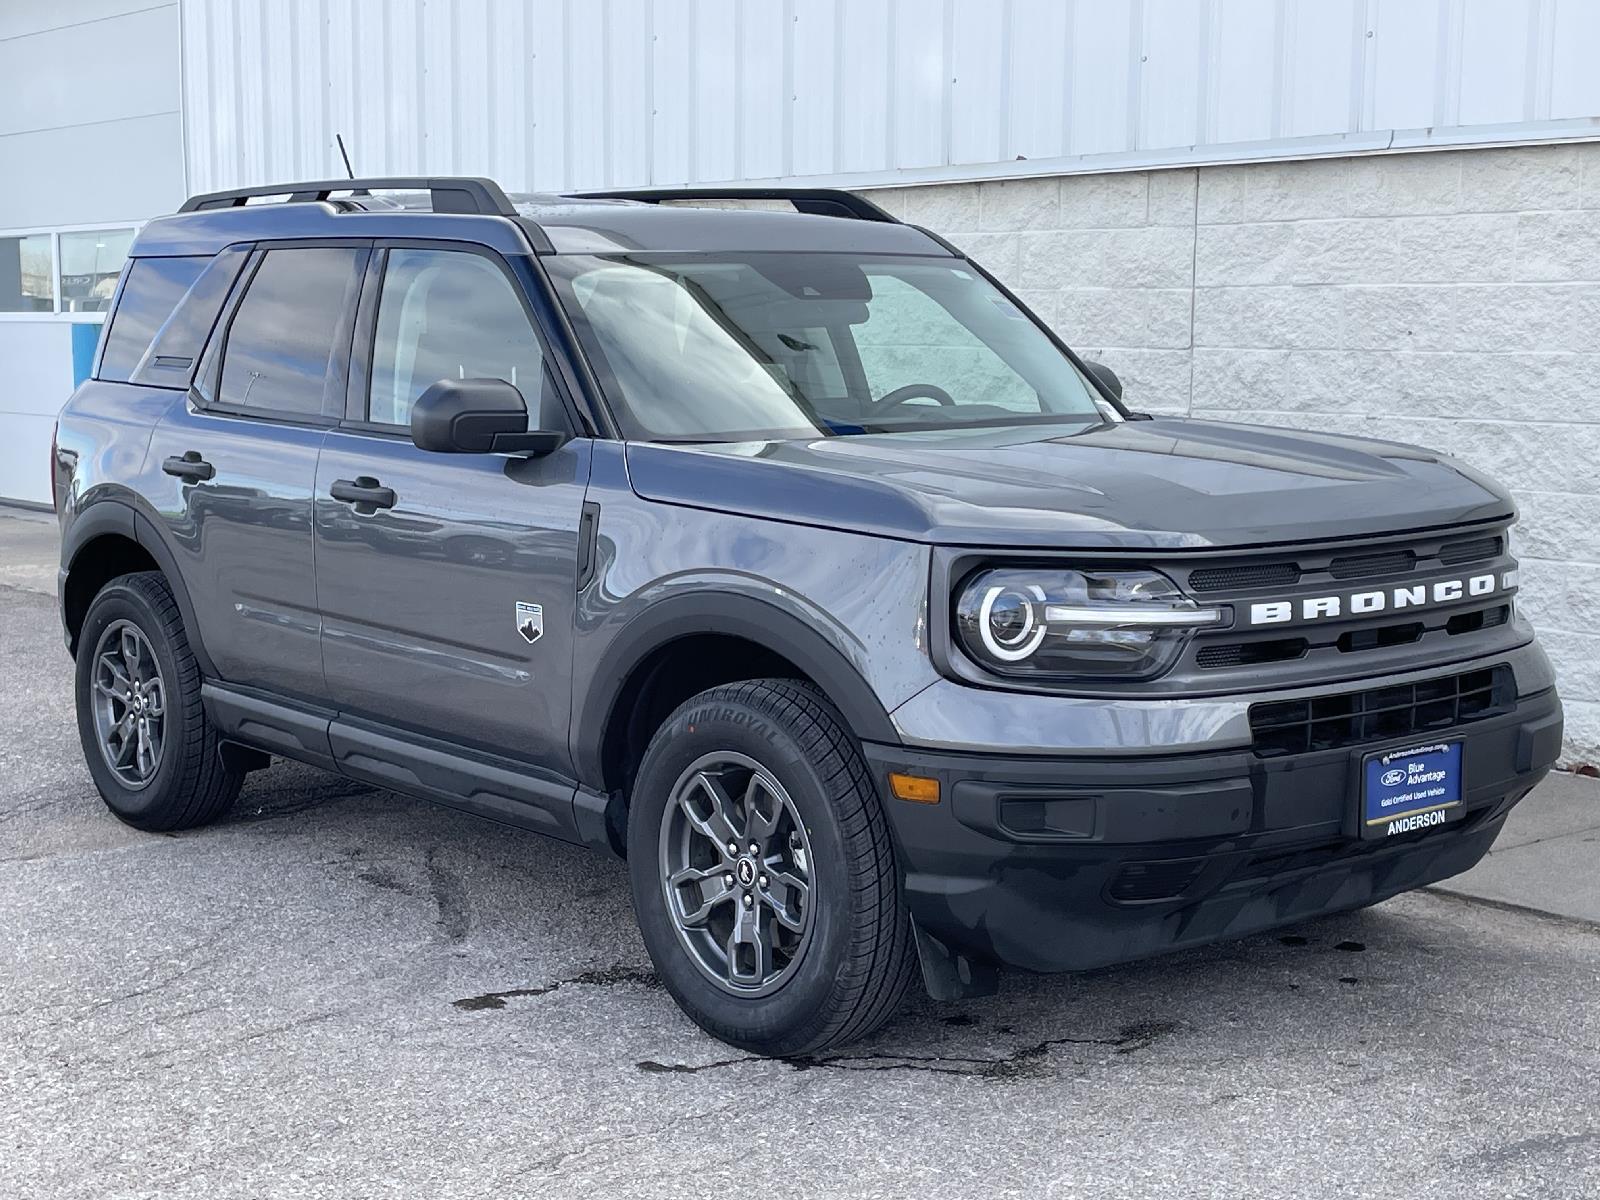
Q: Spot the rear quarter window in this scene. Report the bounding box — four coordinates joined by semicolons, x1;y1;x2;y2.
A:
98;256;210;383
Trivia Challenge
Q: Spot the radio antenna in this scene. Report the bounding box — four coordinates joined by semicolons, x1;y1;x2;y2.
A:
335;133;355;180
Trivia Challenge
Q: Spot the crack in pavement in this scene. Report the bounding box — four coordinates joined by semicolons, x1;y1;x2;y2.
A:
452;965;660;1010
637;1020;1181;1082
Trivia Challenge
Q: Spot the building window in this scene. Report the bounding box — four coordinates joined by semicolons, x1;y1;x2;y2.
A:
58;229;135;313
0;234;53;313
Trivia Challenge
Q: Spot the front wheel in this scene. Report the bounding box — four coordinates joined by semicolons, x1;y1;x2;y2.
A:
627;679;917;1055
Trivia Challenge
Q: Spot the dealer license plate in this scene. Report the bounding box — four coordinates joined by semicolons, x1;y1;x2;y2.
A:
1360;741;1463;839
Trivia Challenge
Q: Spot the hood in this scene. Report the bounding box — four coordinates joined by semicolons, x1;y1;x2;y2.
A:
623;417;1514;550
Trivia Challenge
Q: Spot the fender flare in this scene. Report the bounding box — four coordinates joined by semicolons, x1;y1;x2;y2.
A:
572;591;902;787
60;496;217;678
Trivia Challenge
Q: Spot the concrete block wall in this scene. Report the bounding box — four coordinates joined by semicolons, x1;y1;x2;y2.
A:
870;142;1600;766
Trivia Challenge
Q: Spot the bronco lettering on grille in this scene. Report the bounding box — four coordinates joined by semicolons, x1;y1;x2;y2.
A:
1246;572;1515;627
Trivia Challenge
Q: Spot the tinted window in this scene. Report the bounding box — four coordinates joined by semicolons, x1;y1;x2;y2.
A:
99;256;209;382
218;247;362;416
368;248;545;427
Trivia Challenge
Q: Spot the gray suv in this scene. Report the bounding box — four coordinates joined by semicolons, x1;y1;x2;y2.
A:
52;176;1562;1054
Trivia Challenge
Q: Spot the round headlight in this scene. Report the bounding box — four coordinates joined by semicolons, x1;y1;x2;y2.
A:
954;567;1221;681
976;581;1047;661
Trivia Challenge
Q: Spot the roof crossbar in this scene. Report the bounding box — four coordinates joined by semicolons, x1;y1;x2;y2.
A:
179;176;517;217
569;187;900;223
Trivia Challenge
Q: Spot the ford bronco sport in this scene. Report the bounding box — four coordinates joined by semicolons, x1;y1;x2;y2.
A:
52;176;1562;1054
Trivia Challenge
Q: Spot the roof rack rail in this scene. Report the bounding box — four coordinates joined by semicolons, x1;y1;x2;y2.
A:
569;187;900;224
178;176;517;217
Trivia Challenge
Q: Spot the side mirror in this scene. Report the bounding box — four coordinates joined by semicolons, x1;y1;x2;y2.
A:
1082;359;1123;401
1082;359;1153;420
410;378;566;456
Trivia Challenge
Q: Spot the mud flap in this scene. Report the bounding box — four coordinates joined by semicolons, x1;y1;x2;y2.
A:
912;916;999;1001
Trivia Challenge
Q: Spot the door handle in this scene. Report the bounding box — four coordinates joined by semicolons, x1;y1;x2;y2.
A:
330;476;398;510
162;451;215;482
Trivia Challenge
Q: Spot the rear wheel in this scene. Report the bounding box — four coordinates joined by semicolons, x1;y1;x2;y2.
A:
627;678;917;1055
74;572;242;831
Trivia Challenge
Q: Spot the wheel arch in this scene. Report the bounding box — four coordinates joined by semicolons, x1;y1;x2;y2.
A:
574;592;901;798
60;499;216;677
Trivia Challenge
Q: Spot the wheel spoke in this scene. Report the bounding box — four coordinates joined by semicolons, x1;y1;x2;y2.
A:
743;774;783;844
726;896;772;986
98;654;133;695
681;772;741;852
120;628;143;681
142;679;165;718
760;869;809;933
669;866;735;928
135;722;154;777
112;724;138;768
94;674;130;704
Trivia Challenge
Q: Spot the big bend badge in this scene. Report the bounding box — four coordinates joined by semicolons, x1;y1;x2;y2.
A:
515;601;544;645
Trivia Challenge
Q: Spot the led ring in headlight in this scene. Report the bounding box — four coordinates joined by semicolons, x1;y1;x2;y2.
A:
955;567;1222;682
976;583;1048;661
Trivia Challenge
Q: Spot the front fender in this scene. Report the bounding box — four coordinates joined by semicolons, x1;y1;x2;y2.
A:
572;586;904;786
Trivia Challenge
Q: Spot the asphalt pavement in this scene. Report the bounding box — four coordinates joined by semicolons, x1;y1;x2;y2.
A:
3;505;1599;1199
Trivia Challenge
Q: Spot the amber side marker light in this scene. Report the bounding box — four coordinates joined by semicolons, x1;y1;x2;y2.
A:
888;772;941;804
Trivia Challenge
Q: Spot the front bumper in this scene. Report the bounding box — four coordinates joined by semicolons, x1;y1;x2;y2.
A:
863;685;1562;976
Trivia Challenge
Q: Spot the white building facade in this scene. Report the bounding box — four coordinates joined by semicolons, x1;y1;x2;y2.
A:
2;0;1597;760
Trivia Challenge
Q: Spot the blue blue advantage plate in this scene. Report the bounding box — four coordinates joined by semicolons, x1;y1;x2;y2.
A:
1361;741;1463;839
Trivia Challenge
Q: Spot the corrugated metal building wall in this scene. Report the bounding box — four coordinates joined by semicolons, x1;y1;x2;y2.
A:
182;0;1600;196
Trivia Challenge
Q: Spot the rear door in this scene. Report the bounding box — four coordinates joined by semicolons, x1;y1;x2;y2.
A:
314;243;592;786
146;242;367;703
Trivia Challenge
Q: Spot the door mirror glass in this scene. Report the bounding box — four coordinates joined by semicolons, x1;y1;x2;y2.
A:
410;378;565;455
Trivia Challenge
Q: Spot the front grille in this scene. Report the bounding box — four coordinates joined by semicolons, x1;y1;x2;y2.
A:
1447;604;1510;636
1328;548;1416;579
1439;535;1503;565
1182;528;1507;599
1188;562;1301;593
1248;666;1514;757
1336;621;1423;653
1196;638;1307;669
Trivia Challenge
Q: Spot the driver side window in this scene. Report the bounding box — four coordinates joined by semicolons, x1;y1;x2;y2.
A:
368;248;550;428
853;274;1041;413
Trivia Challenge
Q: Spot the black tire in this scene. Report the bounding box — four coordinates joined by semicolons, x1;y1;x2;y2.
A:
627;678;917;1056
73;571;242;832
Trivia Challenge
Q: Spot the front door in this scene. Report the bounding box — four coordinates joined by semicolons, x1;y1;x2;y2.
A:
314;245;591;783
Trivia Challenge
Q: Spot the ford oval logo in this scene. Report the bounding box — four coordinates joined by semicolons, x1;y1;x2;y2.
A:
1380;769;1407;787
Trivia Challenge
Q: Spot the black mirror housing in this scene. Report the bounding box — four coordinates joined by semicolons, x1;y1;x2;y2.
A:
1082;359;1123;402
410;378;566;456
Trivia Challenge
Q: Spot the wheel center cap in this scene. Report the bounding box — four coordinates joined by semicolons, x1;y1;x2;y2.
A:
735;857;757;887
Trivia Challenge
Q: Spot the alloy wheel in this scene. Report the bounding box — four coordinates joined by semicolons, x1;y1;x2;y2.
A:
90;620;167;789
658;751;815;996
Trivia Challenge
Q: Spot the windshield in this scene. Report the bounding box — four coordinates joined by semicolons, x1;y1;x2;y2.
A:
545;252;1115;442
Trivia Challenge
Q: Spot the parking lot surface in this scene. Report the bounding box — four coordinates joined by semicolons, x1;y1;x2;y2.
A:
3;508;1598;1199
